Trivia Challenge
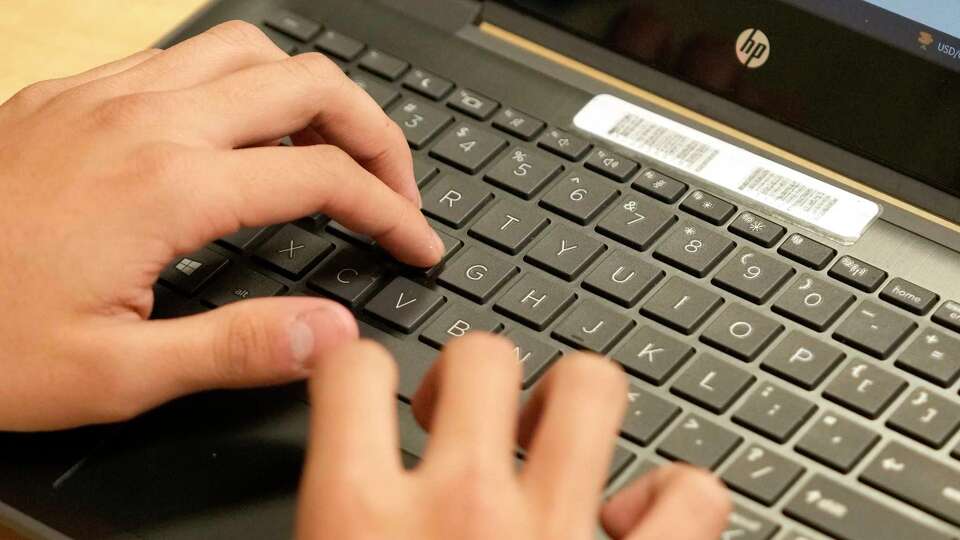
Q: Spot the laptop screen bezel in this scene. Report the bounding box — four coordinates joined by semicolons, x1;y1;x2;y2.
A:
484;0;960;203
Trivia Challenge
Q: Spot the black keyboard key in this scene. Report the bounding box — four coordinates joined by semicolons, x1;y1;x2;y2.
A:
722;445;804;506
358;320;434;401
484;147;562;199
933;300;960;334
778;233;836;270
771;274;855;331
200;266;286;307
611;326;695;385
657;414;742;470
551;300;634;354
622;386;681;446
608;446;637;484
895;329;960;388
584;148;638;182
784;474;950;540
861;441;960;528
823;361;906;419
880;278;939;315
633;169;687;203
326;220;374;246
265;10;320;41
364;277;445;333
313;29;365;60
419;302;504;349
795;411;879;473
219;227;267;251
712;248;794;304
413;157;439;187
389;98;453;149
469;199;549;254
700;303;784;362
494;273;575;330
886;387;960;448
430;123;507;174
540;169;618;225
410;229;462;278
421;174;493;228
151;285;206;319
653;221;735;277
828;255;887;292
728;212;786;247
503;328;560;387
253;224;333;278
447;88;498;120
582;249;663;307
402;68;453;100
524;225;605;281
760;331;845;390
671;354;755;413
492;107;544;141
538;128;591;161
307;246;386;307
261;27;300;55
437;246;518;304
350;73;399;109
833;300;916;359
733;382;815;442
596;194;676;251
680;190;736;225
159;247;228;294
722;506;780;540
641;276;723;335
358;49;408;80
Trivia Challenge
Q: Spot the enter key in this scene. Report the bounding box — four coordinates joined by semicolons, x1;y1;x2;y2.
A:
860;440;960;528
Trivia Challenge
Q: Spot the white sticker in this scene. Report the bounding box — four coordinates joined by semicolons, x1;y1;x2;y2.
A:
573;94;880;244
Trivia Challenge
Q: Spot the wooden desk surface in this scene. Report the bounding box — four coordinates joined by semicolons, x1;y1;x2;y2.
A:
0;3;208;536
0;0;209;102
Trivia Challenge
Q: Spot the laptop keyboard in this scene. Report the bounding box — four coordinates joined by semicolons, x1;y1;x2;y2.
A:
151;10;960;540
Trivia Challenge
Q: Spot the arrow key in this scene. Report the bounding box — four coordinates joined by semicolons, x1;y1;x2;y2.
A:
620;385;681;446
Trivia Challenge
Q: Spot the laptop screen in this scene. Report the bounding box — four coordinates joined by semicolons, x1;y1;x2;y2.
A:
494;0;960;204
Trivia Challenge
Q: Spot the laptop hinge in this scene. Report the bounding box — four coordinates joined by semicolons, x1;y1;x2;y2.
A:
376;0;482;33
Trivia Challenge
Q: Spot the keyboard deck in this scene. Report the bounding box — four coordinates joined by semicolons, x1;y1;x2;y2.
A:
152;10;960;540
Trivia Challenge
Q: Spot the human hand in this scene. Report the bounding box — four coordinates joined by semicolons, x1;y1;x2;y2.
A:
297;334;730;539
0;21;444;430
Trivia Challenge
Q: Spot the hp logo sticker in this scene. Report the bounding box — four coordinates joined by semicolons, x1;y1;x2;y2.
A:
736;28;770;68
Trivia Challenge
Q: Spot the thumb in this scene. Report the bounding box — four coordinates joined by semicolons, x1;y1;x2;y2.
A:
121;296;358;405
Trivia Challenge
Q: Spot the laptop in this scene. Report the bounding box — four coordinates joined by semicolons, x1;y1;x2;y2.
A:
2;0;959;538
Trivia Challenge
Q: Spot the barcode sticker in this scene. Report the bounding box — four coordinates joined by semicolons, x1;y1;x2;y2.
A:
573;94;880;243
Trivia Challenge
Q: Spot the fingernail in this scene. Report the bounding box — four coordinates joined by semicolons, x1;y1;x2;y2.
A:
430;228;445;257
289;304;357;372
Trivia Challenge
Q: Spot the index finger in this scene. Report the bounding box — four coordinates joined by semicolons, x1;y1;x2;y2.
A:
174;52;420;206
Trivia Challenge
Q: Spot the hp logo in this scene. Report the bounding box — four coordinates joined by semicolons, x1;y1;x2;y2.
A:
736;28;770;68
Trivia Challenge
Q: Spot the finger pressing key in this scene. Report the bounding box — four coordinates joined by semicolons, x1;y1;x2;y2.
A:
172;52;420;206
179;145;442;268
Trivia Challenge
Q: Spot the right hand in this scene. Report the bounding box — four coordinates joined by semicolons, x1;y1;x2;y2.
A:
0;20;443;431
297;334;731;539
